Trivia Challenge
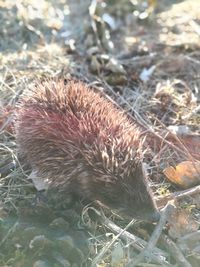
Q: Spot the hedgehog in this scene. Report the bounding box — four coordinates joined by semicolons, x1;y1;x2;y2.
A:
14;79;159;221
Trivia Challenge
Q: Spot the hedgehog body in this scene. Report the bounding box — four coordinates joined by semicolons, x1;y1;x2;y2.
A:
15;79;158;220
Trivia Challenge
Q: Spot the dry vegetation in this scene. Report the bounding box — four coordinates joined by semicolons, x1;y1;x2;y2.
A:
0;0;200;266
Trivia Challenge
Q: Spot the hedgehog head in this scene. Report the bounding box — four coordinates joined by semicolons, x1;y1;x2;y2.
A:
97;162;159;221
83;142;159;221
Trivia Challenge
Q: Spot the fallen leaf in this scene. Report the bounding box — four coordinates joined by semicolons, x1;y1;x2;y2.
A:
163;161;200;188
168;208;199;239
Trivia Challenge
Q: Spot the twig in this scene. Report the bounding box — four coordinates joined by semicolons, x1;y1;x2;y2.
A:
89;208;170;267
89;0;101;48
0;221;19;248
118;53;157;66
156;184;200;208
160;234;192;267
126;202;175;267
190;20;200;37
182;104;200;120
91;214;136;267
179;230;200;242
